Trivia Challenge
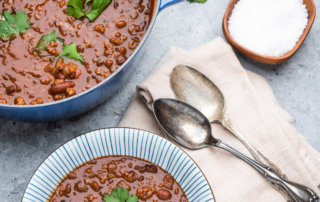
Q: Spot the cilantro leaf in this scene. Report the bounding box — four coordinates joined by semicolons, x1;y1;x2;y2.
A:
103;195;121;202
111;187;129;202
0;10;30;41
42;31;61;42
9;10;30;33
66;0;86;19
103;187;138;202
86;0;111;21
0;20;16;40
187;0;207;3
35;31;64;57
85;0;92;5
66;0;111;22
59;43;84;63
126;195;138;202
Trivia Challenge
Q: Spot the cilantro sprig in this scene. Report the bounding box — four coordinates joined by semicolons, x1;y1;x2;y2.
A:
66;0;111;21
35;31;83;63
59;43;84;63
35;31;64;57
103;187;138;202
0;10;30;41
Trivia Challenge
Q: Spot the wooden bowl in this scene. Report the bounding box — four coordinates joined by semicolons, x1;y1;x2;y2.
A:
222;0;316;65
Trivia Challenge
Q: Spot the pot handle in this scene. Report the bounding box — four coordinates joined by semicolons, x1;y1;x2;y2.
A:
159;0;183;11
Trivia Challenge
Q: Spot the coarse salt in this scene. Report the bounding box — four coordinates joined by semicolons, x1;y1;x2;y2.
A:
228;0;309;57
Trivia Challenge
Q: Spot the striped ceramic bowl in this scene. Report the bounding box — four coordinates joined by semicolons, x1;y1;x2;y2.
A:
22;128;215;202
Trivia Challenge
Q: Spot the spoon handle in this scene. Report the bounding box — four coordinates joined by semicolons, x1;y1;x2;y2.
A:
221;119;264;163
214;140;320;202
221;119;295;200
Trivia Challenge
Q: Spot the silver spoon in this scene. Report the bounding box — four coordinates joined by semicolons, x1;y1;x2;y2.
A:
153;98;319;202
170;65;266;164
170;65;290;198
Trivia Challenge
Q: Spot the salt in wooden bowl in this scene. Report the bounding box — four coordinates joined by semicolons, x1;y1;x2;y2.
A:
222;0;316;65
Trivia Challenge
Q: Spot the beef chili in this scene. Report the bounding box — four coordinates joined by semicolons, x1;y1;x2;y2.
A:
48;156;189;202
0;0;154;105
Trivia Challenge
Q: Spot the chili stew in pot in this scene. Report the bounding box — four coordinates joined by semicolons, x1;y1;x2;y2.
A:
0;0;154;105
48;156;189;202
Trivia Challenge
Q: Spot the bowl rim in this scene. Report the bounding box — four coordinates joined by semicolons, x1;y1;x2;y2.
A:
0;0;161;109
222;0;316;64
21;127;216;202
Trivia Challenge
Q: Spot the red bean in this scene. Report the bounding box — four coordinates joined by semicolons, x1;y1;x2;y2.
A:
107;162;117;173
14;97;26;105
109;38;123;46
66;88;76;97
116;55;127;65
0;98;8;104
49;81;75;94
6;85;16;95
123;171;137;183
75;68;82;79
89;181;102;192
119;47;127;55
74;181;88;193
156;189;172;200
105;59;113;68
116;21;127;29
163;175;174;190
30;97;44;105
40;76;53;85
145;164;157;173
94;24;106;34
76;45;84;53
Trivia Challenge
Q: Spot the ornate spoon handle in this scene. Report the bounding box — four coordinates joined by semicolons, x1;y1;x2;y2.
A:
221;118;295;200
214;140;320;202
221;119;264;162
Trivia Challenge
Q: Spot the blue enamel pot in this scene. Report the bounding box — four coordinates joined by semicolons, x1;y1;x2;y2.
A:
0;0;181;122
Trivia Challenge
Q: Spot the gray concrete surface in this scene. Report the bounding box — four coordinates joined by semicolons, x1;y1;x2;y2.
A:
0;0;319;201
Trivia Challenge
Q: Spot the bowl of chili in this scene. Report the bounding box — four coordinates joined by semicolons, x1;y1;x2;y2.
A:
0;0;182;122
22;128;215;201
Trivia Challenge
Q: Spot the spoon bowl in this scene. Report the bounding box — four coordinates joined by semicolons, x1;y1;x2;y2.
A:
153;98;319;202
171;65;225;122
153;99;215;149
170;64;265;163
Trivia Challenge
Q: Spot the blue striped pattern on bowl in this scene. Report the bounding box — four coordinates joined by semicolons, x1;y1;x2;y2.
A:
23;128;215;202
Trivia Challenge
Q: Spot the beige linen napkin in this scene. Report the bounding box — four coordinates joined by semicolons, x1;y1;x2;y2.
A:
119;37;320;201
